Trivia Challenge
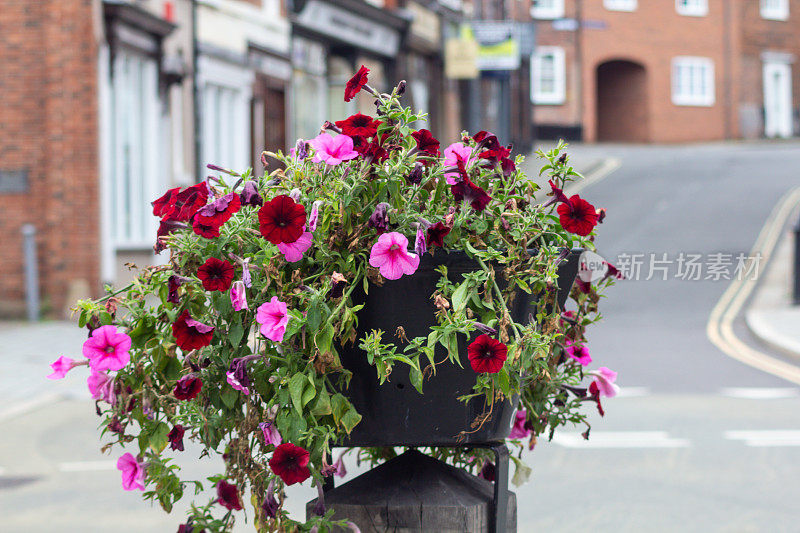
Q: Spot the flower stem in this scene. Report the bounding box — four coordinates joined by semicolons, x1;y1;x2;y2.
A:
475;257;522;342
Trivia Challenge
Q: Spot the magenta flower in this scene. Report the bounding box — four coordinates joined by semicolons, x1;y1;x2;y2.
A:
415;225;426;256
259;421;282;446
368;232;420;281
226;370;250;396
590;367;620;398
443;142;473;184
333;453;347;478
230;280;248;311
309;200;323;232
82;326;132;372
309;133;359;166
47;356;75;380
508;409;531;439
564;340;592;366
256;296;290;342
87;370;116;405
277;227;313;262
117;453;145;491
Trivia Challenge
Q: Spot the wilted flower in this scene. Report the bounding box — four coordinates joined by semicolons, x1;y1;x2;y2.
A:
309;200;323;232
168;424;185;452
230;280;248;311
216;480;243;511
87;369;116;405
368;202;391;233
173;375;203;401
240;180;263;206
262;479;279;519
508;410;531;439
259;421;282;446
414;225;426;256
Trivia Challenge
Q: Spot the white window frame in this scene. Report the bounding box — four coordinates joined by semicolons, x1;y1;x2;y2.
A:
531;47;566;105
671;56;715;107
603;0;637;12
760;0;789;20
676;0;708;17
530;0;565;20
197;56;253;182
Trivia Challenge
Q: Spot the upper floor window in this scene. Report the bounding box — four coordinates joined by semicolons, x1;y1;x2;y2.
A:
676;0;708;17
531;47;566;105
604;0;637;12
531;0;565;19
672;57;715;107
761;0;789;20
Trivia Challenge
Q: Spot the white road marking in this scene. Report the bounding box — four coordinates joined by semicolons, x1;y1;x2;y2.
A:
0;391;64;423
720;387;800;399
725;430;800;447
552;431;690;449
566;157;622;196
706;186;800;386
616;386;650;398
58;461;116;472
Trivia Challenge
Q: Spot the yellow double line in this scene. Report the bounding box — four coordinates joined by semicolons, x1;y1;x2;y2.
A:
706;187;800;385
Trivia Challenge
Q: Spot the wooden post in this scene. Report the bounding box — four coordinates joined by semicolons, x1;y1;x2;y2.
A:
307;449;517;532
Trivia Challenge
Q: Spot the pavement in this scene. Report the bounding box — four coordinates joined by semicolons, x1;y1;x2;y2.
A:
4;142;800;531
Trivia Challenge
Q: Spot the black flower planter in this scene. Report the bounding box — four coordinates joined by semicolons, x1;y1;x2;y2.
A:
338;248;582;447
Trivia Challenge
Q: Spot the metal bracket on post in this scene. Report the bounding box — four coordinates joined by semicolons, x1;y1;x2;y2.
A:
489;443;509;533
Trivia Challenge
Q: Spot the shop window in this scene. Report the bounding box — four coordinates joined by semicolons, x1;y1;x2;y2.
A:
531;47;566;105
760;0;789;20
672;57;715;106
531;0;564;19
676;0;708;16
109;48;162;248
604;0;637;12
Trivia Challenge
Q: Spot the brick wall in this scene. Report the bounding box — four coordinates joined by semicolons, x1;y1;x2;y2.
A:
0;0;99;317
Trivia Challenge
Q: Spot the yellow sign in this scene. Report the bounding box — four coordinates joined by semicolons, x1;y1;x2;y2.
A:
444;27;479;79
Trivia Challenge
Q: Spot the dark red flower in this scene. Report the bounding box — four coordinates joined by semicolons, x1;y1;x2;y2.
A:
216;480;243;511
344;65;370;102
426;222;451;247
473;130;500;151
167;275;183;304
172;310;214;351
557;195;599;236
335;113;382;138
355;135;390;162
406;162;425;185
588;382;605;416
192;193;241;239
168;424;185;452
467;335;508;374
543;179;571;208
500;157;516;177
451;175;492;212
575;278;591;294
155;219;187;253
479;145;511;162
197;257;235;292
258;195;306;245
269;443;311;485
411;129;440;158
158;183;209;222
173;375;203;401
152;187;180;217
478;461;496;481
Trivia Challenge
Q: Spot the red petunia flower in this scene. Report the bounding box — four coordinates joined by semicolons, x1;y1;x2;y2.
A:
479;145;511;162
411;129;441;158
467;334;508;374
269;443;311;486
173;375;203;401
588;382;605;416
258;195;307;245
426;222;451;248
216;480;243;511
557;195;599;236
451;174;492;212
168;424;185;452
344;65;370;102
152;187;180;217
157;183;209;222
197;257;235;292
335;113;382;138
192;193;241;239
172;310;215;351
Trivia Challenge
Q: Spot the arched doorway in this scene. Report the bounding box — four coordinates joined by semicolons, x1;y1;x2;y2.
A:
595;60;649;142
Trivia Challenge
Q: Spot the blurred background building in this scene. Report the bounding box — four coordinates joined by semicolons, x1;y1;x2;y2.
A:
0;0;798;318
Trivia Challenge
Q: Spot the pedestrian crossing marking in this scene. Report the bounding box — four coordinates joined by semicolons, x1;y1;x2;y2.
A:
720;387;800;399
724;430;800;447
552;431;690;448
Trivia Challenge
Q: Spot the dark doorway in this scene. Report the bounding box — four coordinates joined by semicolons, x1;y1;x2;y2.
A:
596;60;649;142
252;74;287;170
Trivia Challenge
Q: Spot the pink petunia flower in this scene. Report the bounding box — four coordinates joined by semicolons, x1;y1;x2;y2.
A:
309;200;323;232
309;133;359;166
508;409;531;439
230;280;248;311
87;369;116;405
590;367;620;398
117;453;145;491
256;296;290;342
564;340;592;366
82;326;132;372
47;356;75;380
443;142;474;184
368;232;420;281
277;227;313;262
333;453;347;478
259;421;282;446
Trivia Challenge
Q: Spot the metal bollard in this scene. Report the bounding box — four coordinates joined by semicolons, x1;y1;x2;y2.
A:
794;214;800;305
22;224;40;321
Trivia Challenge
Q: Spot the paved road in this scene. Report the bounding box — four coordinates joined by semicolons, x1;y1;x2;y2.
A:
3;142;800;532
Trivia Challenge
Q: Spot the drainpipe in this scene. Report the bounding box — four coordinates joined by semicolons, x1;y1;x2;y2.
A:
575;0;584;140
722;0;733;139
22;224;40;322
191;0;202;179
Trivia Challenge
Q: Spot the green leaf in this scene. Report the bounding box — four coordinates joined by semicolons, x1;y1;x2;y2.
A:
452;282;470;313
149;422;170;454
220;388;238;410
409;366;424;394
314;324;335;354
340;406;362;434
289;373;307;414
228;316;244;348
301;380;316;408
310;387;332;416
331;393;349;425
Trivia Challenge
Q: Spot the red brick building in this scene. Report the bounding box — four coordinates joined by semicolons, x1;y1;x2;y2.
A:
531;0;800;142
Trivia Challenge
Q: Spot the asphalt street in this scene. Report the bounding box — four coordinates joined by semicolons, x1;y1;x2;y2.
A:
2;141;800;532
